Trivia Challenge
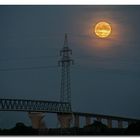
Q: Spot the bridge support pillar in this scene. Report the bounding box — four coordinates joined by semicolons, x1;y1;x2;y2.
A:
118;120;123;128
28;112;46;129
57;113;72;128
107;118;112;128
74;114;80;128
85;116;91;126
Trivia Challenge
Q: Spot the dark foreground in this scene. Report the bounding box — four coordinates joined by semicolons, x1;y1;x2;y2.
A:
0;121;140;135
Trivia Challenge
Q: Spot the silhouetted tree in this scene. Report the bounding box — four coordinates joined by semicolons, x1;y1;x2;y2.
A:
126;122;140;135
0;122;38;135
83;121;107;134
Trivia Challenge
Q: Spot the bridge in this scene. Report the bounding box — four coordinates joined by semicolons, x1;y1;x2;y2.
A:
0;98;139;129
0;34;140;130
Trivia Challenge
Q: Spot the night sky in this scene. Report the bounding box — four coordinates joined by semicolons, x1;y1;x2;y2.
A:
0;5;140;128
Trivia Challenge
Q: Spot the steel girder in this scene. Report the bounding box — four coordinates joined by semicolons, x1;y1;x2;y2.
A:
0;98;71;113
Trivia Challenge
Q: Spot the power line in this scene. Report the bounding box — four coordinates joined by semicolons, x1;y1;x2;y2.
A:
0;55;58;62
1;54;140;66
0;65;58;72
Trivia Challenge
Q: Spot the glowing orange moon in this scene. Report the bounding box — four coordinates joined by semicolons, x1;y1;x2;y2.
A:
95;21;112;38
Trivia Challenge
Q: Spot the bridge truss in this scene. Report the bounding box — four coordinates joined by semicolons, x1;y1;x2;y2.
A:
0;98;71;113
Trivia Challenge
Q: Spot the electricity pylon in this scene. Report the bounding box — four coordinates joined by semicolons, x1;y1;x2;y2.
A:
58;33;74;105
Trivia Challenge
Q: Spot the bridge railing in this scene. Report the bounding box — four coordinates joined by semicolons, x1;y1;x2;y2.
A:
0;98;72;113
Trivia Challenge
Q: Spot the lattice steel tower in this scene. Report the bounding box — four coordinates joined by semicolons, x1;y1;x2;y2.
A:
58;33;74;105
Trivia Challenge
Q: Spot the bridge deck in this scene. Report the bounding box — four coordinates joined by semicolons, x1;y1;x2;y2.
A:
73;112;140;122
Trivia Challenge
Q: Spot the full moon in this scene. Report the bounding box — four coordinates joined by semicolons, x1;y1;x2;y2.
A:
95;21;112;38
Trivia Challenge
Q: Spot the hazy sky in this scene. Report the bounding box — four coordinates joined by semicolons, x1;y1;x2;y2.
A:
0;5;140;128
